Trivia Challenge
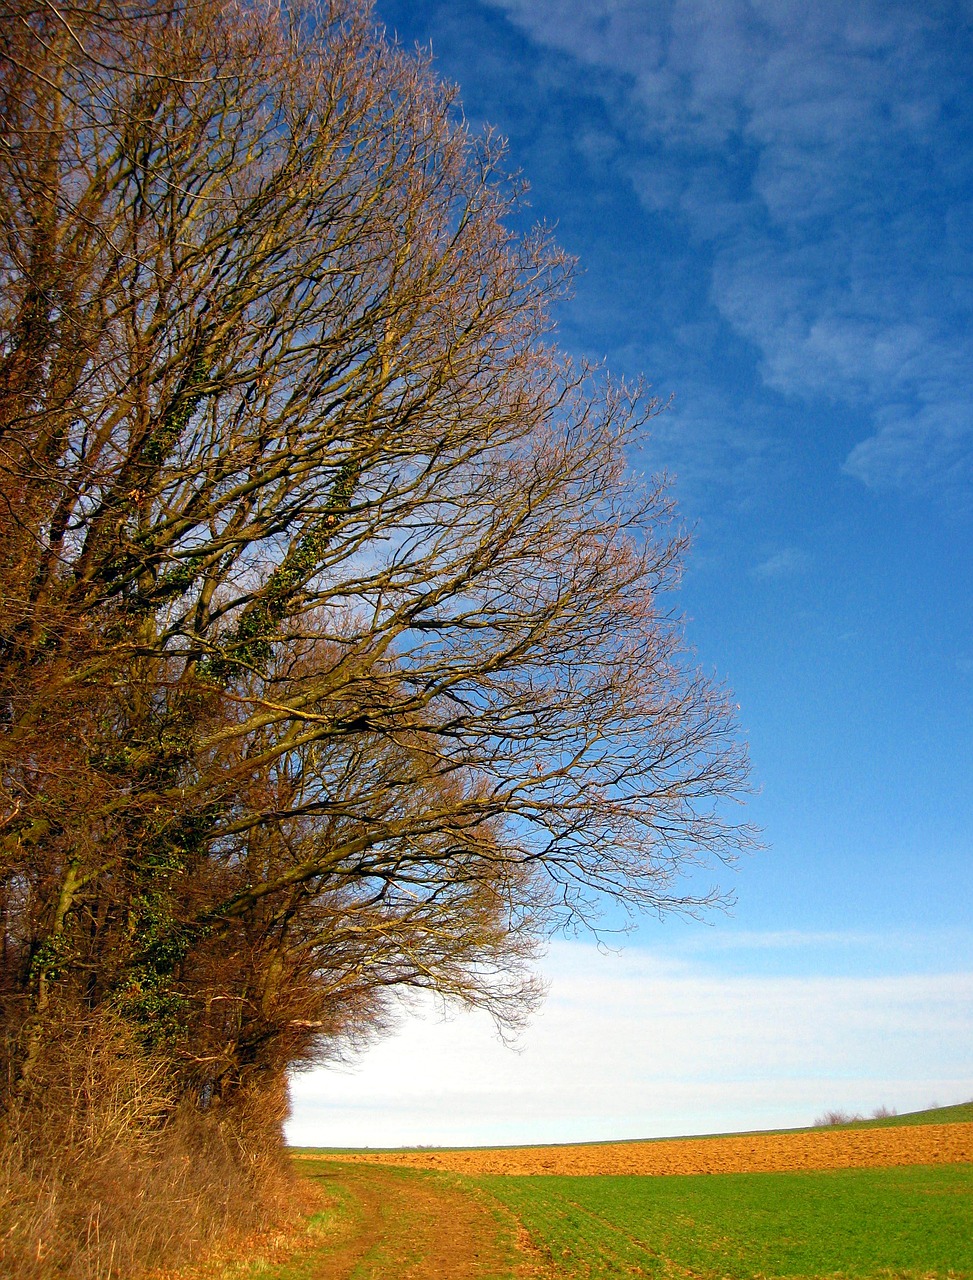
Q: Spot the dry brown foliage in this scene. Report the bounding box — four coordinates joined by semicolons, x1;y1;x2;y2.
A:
0;1014;296;1278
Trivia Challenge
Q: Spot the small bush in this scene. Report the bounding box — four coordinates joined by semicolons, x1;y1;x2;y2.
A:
814;1109;864;1127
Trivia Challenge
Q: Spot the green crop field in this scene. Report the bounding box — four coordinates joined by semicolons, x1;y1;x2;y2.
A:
474;1163;973;1279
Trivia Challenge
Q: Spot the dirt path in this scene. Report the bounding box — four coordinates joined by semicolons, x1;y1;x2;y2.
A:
311;1120;973;1178
297;1159;545;1279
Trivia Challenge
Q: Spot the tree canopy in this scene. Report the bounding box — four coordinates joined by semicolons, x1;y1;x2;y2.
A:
0;0;751;1125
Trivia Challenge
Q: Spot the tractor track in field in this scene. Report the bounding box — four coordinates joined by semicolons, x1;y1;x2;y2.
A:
296;1160;549;1279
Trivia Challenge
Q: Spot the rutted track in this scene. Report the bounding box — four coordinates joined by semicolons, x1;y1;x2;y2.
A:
293;1160;531;1278
312;1120;973;1177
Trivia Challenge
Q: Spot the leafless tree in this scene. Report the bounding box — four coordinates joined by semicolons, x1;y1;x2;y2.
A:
0;0;752;1128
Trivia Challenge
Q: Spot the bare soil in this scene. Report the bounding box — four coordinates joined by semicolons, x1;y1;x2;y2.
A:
313;1120;973;1178
296;1160;537;1279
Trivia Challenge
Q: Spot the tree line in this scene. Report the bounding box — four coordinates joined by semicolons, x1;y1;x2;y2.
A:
0;1;751;1272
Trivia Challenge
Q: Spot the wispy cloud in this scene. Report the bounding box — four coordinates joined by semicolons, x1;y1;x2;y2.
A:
752;547;810;579
843;402;973;492
481;0;973;496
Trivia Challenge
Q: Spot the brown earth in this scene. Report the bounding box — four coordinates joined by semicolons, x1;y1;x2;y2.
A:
311;1120;973;1178
292;1160;542;1279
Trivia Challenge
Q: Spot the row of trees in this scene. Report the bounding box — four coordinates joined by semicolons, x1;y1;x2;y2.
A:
0;0;750;1222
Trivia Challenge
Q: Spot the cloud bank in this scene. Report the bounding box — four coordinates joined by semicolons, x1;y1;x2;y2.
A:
287;937;973;1147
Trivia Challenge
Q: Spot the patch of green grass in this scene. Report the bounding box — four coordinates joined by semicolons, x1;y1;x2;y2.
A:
476;1163;973;1279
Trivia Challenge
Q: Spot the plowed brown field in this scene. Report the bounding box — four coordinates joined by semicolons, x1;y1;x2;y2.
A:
316;1121;973;1177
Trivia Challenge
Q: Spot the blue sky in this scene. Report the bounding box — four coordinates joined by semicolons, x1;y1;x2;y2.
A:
287;0;973;1145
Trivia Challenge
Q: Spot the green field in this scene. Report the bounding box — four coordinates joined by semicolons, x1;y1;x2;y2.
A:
475;1162;973;1279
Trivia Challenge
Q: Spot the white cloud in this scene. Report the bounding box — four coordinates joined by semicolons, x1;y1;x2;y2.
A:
287;937;973;1148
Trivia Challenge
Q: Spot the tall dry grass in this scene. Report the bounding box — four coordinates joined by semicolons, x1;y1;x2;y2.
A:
0;1018;296;1280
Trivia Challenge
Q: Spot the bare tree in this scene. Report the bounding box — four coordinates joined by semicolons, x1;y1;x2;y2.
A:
0;0;752;1127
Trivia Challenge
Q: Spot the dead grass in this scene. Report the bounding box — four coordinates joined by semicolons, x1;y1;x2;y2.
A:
0;1017;297;1280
